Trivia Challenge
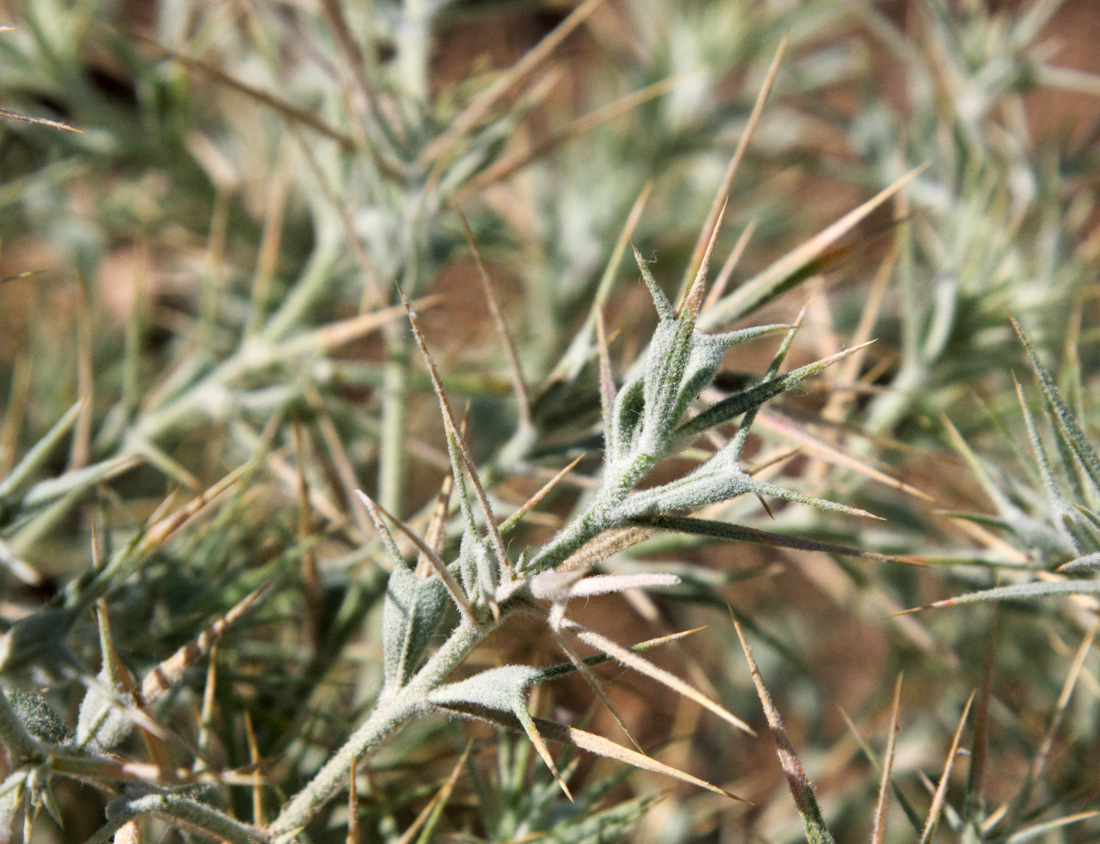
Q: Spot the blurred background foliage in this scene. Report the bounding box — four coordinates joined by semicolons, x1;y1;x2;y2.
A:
1;0;1100;841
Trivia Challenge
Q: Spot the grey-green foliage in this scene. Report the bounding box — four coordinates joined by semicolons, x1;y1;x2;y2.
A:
938;324;1100;606
825;0;1100;438
381;562;450;690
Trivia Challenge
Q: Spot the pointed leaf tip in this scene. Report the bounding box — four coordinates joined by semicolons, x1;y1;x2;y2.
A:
682;199;728;318
632;242;674;320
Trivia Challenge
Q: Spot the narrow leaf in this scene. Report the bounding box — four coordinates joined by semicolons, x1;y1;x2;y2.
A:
918;693;974;844
679;342;874;438
1014;319;1100;495
733;614;836;844
433;703;744;800
899;578;1100;612
632;243;674;320
565;620;756;736
871;676;903;844
631;514;894;562
701;164;928;329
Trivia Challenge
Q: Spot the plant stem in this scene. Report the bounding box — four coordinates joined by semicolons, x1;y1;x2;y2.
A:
378;323;411;515
266;620;487;841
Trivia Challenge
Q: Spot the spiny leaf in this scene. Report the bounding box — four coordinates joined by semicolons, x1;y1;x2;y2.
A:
678;199;727;319
678;342;874;438
550;622;643;751
433;703;744;801
632;243;674;320
0;399;85;498
1014;319;1100;496
703;219;757;314
428;665;572;798
899;578;1100;613
404;293;512;577
526;628;706;687
563;619;756;736
359;491;451;687
356;490;475;624
1056;552;1100;572
630;514;895;561
499;454;584;536
744;477;883;520
733;614;836;844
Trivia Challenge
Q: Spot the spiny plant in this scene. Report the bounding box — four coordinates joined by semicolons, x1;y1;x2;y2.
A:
0;197;898;842
915;319;1100;607
4;2;1100;844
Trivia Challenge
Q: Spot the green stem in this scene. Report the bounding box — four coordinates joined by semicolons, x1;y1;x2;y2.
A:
378;323;411;514
110;792;264;844
267;621;487;841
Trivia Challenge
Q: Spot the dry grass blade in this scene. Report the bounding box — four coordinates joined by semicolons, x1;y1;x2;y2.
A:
550;626;643;752
499;454;584;535
918;692;975;844
346;756;359;844
567;620;756;736
455;207;532;430
702;219;757;314
456;73;691;200
434;704;743;801
680;38;787;300
137;462;253;555
396;742;473;844
1007;620;1097;829
680;200;728;317
354;489;475;625
0;107;81;133
757;410;934;503
128;33;355;150
292;418;323;651
421;0;608;165
278;298;432;357
403;294;512;576
701;163;928;329
596;308;615;433
139;583;271;706
821;243;895;422
733;613;836;844
871;675;904;844
419;472;455;575
244;710;265;824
